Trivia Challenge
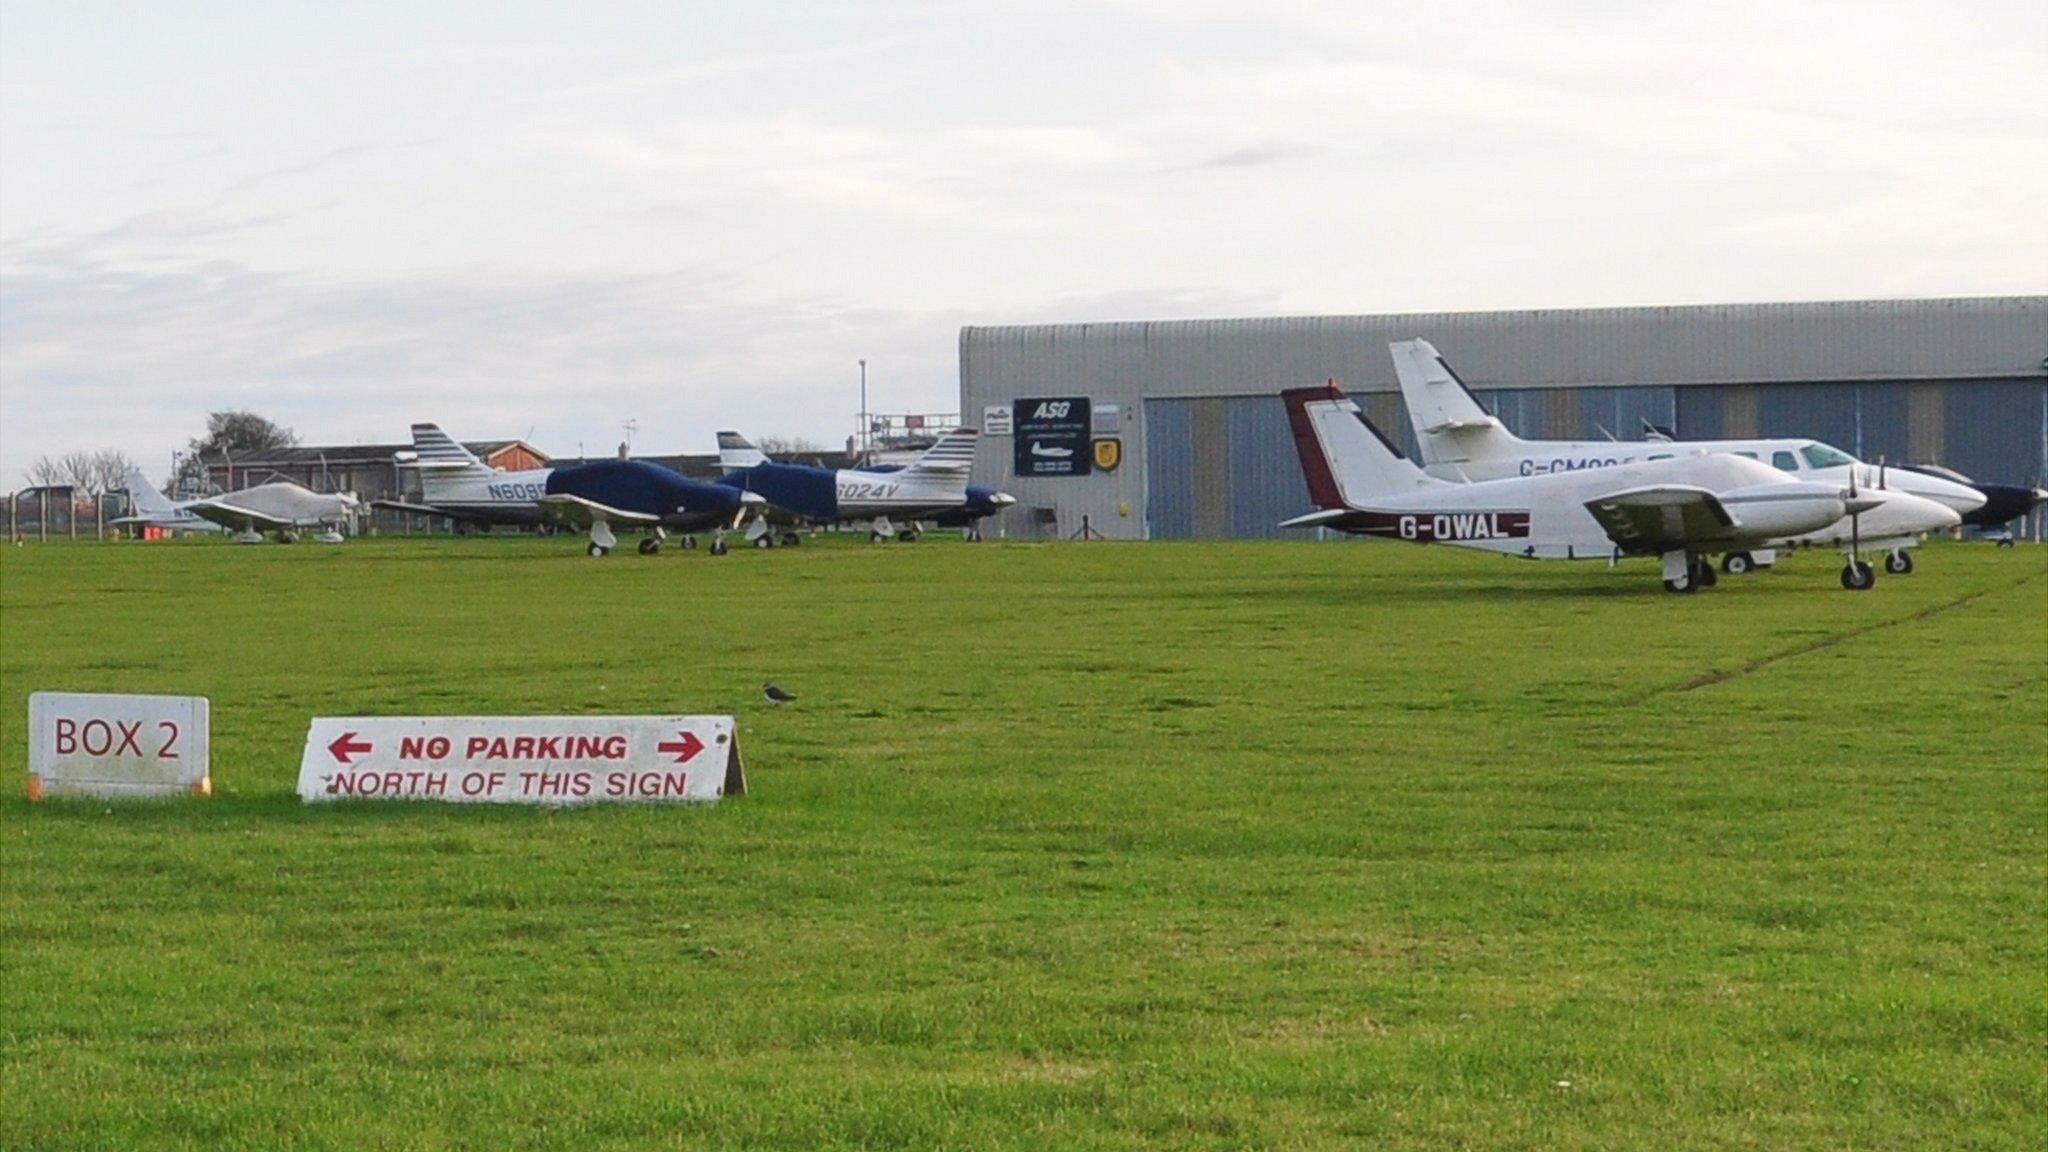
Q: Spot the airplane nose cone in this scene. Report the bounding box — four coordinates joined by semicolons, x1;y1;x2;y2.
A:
991;492;1017;507
739;490;768;506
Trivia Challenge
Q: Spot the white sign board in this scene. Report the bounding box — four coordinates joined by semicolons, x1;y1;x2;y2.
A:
28;692;211;800
983;404;1014;436
297;715;745;805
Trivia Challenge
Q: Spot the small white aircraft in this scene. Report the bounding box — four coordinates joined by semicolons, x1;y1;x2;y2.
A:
111;468;223;535
1389;338;1987;574
183;482;359;543
1280;381;1960;592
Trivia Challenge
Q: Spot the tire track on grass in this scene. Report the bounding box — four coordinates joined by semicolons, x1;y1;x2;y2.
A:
1642;567;2045;701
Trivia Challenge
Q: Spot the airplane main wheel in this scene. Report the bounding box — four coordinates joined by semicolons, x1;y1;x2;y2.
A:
753;535;773;549
710;539;728;556
1884;549;1913;574
279;532;298;544
1840;560;1875;590
1663;570;1697;594
1695;560;1718;588
1996;536;2015;549
682;535;698;550
587;543;609;557
638;537;660;555
869;531;884;543
1722;552;1753;575
780;532;801;546
901;530;920;543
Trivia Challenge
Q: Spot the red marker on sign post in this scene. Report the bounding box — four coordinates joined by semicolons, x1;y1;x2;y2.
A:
657;731;704;763
326;732;374;764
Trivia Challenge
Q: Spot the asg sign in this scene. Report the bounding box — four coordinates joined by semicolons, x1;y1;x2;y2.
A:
1013;396;1092;477
297;715;746;805
27;692;211;800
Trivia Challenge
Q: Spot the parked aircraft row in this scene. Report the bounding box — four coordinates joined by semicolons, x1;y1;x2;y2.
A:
116;470;358;543
1277;339;2022;592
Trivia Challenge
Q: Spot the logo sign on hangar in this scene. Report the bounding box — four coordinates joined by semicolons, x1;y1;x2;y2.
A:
1013;397;1092;477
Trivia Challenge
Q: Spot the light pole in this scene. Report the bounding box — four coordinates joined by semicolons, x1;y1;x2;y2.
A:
858;359;868;461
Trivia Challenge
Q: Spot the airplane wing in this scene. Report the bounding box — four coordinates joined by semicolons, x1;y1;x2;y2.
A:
1583;486;1734;553
371;498;498;522
536;493;661;528
185;497;293;532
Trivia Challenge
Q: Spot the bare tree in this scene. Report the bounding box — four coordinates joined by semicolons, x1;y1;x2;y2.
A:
59;450;99;493
26;455;65;487
758;435;828;457
91;449;138;495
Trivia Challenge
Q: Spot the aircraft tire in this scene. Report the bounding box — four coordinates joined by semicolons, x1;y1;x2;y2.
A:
1721;552;1753;575
1663;573;1698;594
869;531;884;543
1884;549;1913;574
753;535;773;549
638;538;660;555
1840;560;1875;590
1997;536;2014;549
1695;560;1718;588
901;530;920;543
279;532;298;545
682;535;697;550
781;532;801;546
710;539;728;556
587;543;609;558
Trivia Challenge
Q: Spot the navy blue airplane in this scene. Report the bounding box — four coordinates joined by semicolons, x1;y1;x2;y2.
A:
712;430;1013;542
541;458;764;557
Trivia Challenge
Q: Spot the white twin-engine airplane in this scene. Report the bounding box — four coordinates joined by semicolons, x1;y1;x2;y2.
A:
1279;382;1960;592
1389;339;1986;575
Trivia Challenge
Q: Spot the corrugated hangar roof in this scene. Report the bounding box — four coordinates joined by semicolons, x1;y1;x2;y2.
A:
961;296;2048;393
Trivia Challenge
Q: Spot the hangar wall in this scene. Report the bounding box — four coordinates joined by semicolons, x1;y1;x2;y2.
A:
959;297;2048;540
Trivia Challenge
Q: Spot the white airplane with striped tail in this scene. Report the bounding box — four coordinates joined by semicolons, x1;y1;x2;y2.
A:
1279;381;1960;593
375;423;552;527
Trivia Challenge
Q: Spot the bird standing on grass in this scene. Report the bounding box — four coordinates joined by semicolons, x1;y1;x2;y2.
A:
762;681;797;705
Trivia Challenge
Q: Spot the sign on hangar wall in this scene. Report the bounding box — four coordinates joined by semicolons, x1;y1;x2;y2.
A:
1013;397;1092;477
298;715;745;805
27;692;211;800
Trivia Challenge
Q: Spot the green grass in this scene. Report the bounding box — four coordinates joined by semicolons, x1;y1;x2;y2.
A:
2;535;2043;1150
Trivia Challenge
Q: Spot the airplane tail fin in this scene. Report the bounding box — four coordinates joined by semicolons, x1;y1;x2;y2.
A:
123;468;177;513
1282;381;1444;509
1389;339;1521;467
410;423;492;473
717;431;769;470
902;428;979;474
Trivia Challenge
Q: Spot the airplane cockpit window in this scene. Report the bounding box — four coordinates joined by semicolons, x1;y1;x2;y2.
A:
1800;442;1858;469
1772;450;1799;472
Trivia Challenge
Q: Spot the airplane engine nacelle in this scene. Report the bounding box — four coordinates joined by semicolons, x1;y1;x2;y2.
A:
1720;482;1847;539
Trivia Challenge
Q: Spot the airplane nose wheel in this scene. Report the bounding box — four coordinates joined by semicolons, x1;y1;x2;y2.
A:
1721;551;1752;575
587;543;610;557
709;538;729;556
1840;559;1876;590
637;537;660;555
1883;549;1913;575
753;534;773;549
681;535;698;550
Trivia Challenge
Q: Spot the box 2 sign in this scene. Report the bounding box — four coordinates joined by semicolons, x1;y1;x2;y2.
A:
27;692;211;800
298;715;746;805
1013;397;1092;477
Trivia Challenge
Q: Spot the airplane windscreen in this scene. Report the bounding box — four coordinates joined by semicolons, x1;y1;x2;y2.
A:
1800;443;1858;469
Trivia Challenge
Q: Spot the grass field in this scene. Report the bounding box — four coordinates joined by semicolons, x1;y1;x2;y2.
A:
1;535;2043;1150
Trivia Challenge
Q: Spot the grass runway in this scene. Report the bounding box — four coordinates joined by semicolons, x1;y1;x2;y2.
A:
2;535;2043;1150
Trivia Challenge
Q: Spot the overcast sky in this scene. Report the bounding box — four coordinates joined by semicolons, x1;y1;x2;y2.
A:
3;0;2044;485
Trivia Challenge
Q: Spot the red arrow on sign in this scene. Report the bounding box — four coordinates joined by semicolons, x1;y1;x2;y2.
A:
327;732;374;764
656;731;704;763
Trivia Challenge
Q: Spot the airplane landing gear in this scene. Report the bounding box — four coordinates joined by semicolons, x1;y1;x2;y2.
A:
1884;549;1913;574
586;519;617;557
587;542;610;557
278;531;299;544
681;535;698;550
1721;551;1753;575
1661;551;1714;593
710;538;729;556
780;531;801;546
753;533;773;549
637;537;660;555
1840;559;1876;590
